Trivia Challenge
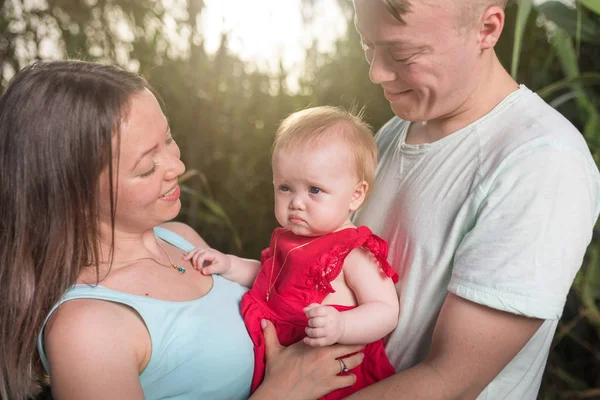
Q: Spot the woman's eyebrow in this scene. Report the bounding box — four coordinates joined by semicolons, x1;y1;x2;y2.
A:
131;125;170;171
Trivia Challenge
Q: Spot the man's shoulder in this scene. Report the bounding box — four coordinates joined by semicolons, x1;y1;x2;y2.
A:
481;86;584;152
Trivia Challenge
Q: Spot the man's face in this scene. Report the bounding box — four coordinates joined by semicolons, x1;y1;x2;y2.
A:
354;0;481;123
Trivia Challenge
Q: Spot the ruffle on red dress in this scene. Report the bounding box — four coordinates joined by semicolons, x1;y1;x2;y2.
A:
241;226;398;400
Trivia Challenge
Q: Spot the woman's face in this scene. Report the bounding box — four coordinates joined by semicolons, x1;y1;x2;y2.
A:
99;89;185;234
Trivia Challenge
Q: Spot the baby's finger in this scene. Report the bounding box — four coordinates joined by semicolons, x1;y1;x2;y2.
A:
304;305;328;319
200;264;219;275
182;249;202;261
307;316;327;328
192;252;204;267
305;326;327;338
304;303;320;312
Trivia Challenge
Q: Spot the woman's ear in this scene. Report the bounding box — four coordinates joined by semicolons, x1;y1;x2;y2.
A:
349;181;369;212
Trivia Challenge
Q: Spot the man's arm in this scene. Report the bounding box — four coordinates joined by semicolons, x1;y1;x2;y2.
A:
345;293;543;400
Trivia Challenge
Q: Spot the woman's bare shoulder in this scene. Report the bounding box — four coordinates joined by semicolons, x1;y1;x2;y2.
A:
159;221;209;248
44;298;141;357
44;299;147;399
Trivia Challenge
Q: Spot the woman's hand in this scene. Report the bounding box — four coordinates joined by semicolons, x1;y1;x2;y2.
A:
251;320;365;400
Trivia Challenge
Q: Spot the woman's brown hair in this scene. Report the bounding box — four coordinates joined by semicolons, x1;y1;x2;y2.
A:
0;60;148;399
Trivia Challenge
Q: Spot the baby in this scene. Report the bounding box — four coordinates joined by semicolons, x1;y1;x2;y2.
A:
184;106;399;399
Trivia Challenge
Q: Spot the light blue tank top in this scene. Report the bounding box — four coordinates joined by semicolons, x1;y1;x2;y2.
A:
37;227;254;400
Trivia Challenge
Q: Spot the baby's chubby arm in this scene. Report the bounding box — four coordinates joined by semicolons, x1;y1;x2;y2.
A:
304;247;399;346
183;248;260;287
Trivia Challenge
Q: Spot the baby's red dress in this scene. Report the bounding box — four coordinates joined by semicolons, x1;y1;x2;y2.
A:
241;226;399;400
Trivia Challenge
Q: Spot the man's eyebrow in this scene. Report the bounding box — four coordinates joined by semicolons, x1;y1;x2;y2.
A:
354;18;430;50
355;20;403;46
131;125;170;171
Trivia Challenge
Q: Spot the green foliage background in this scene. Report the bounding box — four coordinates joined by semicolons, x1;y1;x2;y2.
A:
1;0;598;398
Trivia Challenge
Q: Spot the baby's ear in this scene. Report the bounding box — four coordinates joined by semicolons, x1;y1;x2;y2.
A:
349;181;369;212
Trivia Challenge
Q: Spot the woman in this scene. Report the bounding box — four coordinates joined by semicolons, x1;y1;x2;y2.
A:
0;60;364;400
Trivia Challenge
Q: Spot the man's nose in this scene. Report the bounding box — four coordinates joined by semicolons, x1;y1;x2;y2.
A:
369;50;397;84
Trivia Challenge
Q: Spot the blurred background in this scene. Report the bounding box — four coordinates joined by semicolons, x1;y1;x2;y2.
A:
1;0;599;398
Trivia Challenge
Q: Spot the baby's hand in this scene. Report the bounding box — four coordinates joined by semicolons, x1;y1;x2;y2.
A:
303;303;345;347
182;248;231;276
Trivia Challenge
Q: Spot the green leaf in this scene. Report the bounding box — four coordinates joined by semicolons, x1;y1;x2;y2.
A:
551;28;600;142
536;1;600;44
580;0;600;15
180;185;228;218
511;0;535;78
553;27;580;78
581;244;600;329
584;112;600;141
537;72;600;98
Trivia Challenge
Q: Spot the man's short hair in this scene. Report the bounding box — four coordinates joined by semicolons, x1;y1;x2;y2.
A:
382;0;509;27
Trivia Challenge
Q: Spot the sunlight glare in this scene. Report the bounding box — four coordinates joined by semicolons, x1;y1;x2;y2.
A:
201;0;345;83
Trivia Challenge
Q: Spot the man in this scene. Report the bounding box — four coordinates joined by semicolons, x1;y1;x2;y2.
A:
348;0;600;399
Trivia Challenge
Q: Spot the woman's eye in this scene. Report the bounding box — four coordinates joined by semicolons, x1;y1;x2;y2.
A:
140;163;157;178
309;187;321;194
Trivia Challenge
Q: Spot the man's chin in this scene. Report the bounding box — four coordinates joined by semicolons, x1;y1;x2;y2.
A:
391;104;424;122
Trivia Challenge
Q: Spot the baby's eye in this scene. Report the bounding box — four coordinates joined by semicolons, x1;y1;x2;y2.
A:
308;187;321;194
279;185;290;192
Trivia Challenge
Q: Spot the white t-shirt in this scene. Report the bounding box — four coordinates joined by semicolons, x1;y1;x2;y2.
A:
353;86;600;399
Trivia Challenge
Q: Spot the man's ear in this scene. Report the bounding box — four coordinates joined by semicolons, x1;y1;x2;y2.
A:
349;181;369;212
477;5;505;50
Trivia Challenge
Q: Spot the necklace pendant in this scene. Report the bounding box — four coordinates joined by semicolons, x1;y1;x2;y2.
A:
172;264;186;274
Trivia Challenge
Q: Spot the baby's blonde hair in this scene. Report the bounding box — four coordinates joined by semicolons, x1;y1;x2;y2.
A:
273;105;378;191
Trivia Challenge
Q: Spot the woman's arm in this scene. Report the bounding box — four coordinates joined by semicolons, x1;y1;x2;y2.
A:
44;299;147;400
250;320;366;400
304;247;399;346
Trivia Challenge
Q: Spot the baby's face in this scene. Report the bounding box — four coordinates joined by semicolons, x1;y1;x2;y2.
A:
272;136;364;236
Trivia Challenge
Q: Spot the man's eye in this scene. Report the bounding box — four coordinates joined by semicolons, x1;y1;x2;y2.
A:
392;55;411;63
309;187;321;194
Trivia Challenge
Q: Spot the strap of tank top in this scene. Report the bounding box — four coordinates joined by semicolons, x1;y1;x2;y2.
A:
39;227;197;373
153;226;196;252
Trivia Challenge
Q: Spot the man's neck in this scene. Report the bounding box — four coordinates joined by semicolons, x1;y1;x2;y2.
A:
406;53;519;145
